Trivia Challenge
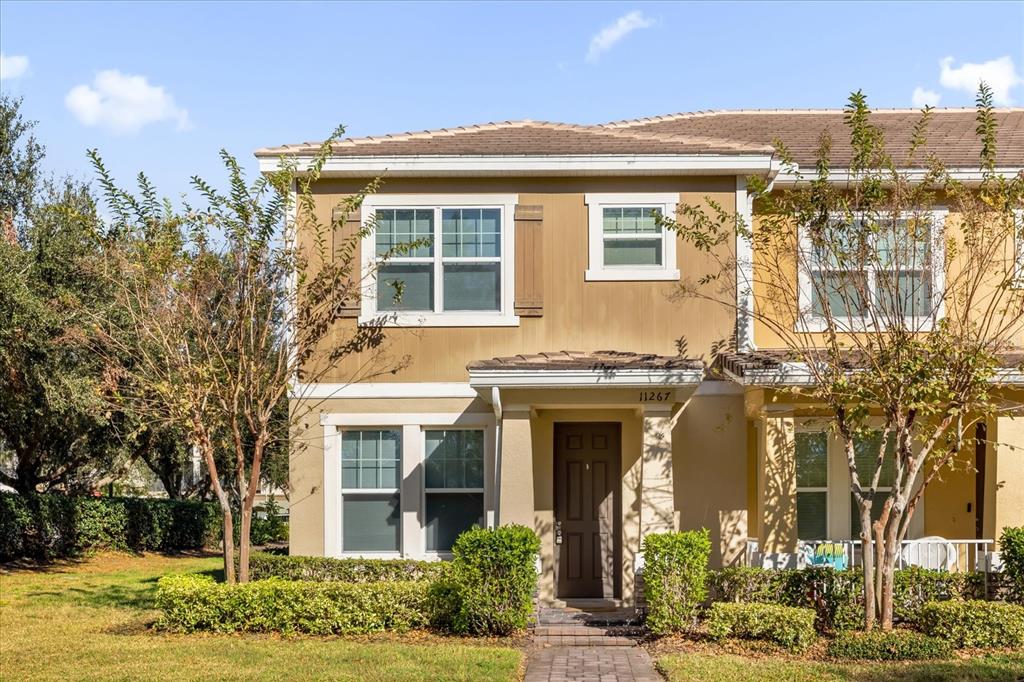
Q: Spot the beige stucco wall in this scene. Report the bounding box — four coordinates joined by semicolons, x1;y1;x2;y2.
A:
988;415;1024;546
303;176;738;384
673;391;749;566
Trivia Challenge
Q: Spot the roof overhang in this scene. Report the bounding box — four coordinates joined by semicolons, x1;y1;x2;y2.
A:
257;153;781;178
720;361;1024;387
772;166;1023;187
468;367;705;390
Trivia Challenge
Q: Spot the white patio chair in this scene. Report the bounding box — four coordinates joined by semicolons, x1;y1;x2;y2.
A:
900;536;957;571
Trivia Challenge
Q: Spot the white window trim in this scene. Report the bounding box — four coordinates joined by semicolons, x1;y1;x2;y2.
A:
360;194;519;327
796;210;947;333
420;425;489;559
323;412;495;559
793;418;924;542
335;427;404;558
584;192;681;281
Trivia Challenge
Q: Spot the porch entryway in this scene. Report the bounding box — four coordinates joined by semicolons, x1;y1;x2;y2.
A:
554;422;622;600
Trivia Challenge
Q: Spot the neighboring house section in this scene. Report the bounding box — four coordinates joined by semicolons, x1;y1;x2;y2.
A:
260;109;1024;609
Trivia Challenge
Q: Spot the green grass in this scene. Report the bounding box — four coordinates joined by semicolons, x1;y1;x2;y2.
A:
657;651;1024;682
0;552;523;681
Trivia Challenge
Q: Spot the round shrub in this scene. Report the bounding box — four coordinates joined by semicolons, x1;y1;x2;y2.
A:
428;524;540;636
827;629;952;661
918;600;1024;649
642;529;711;635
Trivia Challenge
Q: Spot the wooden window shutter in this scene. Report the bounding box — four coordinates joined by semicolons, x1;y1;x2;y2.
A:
514;204;544;317
331;206;363;318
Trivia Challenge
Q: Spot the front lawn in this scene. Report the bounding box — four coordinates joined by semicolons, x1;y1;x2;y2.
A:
657;649;1024;681
0;552;523;681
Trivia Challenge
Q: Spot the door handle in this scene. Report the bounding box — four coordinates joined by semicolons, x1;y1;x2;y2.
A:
555;521;563;545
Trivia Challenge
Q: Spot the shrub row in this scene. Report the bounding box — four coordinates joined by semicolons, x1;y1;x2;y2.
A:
1001;527;1024;603
708;565;990;631
156;574;428;634
642;530;711;635
919;600;1024;649
706;602;817;652
0;493;221;561
429;524;540;636
826;630;952;660
247;551;443;583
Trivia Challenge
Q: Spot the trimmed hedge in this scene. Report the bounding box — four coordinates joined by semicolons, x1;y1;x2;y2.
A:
247;551;443;583
706;602;817;652
155;573;429;634
642;529;712;635
708;565;989;631
0;493;221;561
429;525;539;636
1001;527;1024;603
826;630;952;661
918;600;1024;649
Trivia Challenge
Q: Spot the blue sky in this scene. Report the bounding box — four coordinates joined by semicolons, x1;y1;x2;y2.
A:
2;1;1022;201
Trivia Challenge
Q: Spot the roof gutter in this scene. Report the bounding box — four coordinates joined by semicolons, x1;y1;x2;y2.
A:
772;167;1023;187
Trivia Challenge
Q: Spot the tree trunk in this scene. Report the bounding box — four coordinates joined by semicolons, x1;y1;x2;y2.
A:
220;501;236;584
860;508;877;630
193;420;236;584
238;504;251;583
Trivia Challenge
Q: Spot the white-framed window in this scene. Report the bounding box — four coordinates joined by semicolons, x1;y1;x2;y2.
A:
340;429;402;552
360;194;518;327
795;429;829;541
423;428;485;553
323;412;494;559
790;421;922;541
584;193;680;281
798;211;946;331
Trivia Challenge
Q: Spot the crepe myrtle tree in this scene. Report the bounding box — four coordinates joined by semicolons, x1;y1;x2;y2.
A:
661;85;1024;630
89;128;413;582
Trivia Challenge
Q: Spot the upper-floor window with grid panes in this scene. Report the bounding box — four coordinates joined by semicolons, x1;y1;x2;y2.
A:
366;199;515;324
584;193;680;281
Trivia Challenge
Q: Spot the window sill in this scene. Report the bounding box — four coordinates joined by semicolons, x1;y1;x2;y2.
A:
585;268;681;282
358;313;520;328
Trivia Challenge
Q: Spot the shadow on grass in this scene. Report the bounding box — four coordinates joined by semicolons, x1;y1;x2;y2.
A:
21;565;225;611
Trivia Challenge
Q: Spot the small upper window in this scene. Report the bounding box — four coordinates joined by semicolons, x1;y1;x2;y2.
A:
585;193;680;281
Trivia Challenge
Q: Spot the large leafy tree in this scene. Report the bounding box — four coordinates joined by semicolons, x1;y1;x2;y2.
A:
0;97;132;493
91;132;404;581
667;85;1023;630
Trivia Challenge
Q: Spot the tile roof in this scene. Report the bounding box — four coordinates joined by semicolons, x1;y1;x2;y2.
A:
256;109;1024;169
255;120;771;158
467;350;703;372
599;108;1024;169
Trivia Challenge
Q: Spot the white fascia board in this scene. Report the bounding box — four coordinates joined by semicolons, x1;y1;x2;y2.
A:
468;368;705;389
727;363;1024;387
772;167;1023;186
257;154;778;177
293;382;477;399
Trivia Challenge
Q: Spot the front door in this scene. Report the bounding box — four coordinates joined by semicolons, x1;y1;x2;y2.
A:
554;422;621;599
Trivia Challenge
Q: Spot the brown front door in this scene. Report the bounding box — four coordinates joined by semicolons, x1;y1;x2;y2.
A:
554;422;621;599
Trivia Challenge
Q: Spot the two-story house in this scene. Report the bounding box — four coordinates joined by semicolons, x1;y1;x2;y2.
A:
259;109;1024;609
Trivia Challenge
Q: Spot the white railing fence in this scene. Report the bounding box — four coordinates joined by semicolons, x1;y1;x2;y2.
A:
746;537;998;573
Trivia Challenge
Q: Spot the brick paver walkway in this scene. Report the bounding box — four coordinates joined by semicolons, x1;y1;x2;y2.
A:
524;646;660;682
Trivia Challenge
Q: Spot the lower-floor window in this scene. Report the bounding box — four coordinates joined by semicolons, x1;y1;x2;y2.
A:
424;429;485;552
341;429;401;551
795;431;828;541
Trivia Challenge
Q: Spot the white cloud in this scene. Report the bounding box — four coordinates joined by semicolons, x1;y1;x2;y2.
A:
0;53;30;81
911;86;941;108
938;56;1022;105
65;70;191;135
586;11;655;64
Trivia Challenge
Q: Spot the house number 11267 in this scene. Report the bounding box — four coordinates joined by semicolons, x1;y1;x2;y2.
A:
639;391;672;402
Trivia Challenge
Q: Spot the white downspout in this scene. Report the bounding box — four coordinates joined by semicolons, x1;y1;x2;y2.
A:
491;386;503;528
